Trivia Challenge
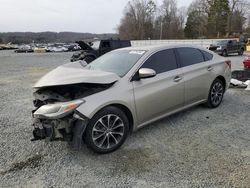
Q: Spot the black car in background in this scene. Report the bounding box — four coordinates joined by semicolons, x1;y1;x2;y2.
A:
14;47;34;53
71;39;131;63
208;40;246;57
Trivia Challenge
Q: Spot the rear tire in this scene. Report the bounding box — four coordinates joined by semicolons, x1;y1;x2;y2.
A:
84;106;129;154
222;50;228;57
205;79;225;108
238;48;244;55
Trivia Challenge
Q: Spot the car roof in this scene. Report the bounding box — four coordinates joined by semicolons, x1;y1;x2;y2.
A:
115;44;208;52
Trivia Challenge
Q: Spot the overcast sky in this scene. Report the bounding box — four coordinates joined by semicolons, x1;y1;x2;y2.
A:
0;0;192;33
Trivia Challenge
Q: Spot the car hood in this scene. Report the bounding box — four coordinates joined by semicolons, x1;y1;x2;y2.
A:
76;41;93;51
34;62;120;88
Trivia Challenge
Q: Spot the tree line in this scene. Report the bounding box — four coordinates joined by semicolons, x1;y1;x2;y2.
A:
0;32;118;44
118;0;250;40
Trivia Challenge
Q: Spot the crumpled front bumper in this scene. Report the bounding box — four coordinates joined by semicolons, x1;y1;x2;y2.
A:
31;111;89;150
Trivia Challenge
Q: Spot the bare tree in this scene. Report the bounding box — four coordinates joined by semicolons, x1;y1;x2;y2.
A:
178;6;187;30
228;0;250;35
118;0;156;40
159;0;176;38
184;0;208;38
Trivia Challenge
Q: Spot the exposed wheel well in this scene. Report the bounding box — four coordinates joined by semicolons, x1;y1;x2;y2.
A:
216;76;226;90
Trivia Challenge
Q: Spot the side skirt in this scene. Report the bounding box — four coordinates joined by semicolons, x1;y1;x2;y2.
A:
135;99;206;131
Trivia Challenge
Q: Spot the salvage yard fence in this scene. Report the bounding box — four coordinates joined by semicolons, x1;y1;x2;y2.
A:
131;39;237;48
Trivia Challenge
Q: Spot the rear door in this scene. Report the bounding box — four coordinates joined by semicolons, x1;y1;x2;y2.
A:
110;41;120;50
132;49;184;125
232;40;239;52
175;47;214;105
227;40;234;53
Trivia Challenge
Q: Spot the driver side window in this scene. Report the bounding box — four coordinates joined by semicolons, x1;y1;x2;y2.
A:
141;49;178;74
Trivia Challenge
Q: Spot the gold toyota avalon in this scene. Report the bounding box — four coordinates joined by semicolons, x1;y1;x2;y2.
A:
31;44;231;153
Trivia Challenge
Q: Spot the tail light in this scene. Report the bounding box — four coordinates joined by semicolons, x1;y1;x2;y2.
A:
225;60;231;69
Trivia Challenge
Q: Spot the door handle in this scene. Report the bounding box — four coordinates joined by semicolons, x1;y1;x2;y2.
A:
207;66;213;71
174;76;182;82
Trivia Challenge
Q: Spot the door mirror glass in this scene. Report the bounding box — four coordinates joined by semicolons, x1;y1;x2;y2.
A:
139;68;156;79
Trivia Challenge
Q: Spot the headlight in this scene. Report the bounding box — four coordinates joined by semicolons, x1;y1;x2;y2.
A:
33;99;85;119
217;46;222;50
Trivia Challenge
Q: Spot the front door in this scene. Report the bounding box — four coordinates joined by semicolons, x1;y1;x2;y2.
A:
132;49;184;125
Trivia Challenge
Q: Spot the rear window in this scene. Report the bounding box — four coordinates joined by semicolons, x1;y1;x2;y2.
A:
176;47;204;67
111;41;120;49
201;50;213;61
111;41;131;49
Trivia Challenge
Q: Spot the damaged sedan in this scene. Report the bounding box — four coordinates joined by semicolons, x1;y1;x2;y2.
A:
32;45;231;153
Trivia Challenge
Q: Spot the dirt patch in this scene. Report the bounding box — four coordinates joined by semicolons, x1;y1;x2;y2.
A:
29;67;49;75
108;148;160;176
0;154;43;176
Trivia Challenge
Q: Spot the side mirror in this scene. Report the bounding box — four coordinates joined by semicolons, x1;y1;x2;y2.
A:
138;68;156;79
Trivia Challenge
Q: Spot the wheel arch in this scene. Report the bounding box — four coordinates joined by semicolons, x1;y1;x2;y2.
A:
110;104;134;133
215;75;226;90
85;103;135;134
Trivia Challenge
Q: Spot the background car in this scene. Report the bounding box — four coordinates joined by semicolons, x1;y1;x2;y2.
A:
243;54;250;70
209;40;245;57
70;39;131;63
14;46;34;53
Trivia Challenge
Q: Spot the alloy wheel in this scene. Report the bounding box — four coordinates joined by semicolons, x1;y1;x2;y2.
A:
211;82;224;106
92;114;125;150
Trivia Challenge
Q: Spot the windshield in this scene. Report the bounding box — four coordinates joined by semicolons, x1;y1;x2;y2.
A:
215;40;228;45
85;50;146;77
91;41;100;50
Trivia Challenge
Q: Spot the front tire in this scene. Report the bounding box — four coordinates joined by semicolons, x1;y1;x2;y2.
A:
205;79;225;108
84;106;129;154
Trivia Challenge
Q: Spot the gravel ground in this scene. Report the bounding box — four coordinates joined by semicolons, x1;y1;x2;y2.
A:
0;50;249;188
